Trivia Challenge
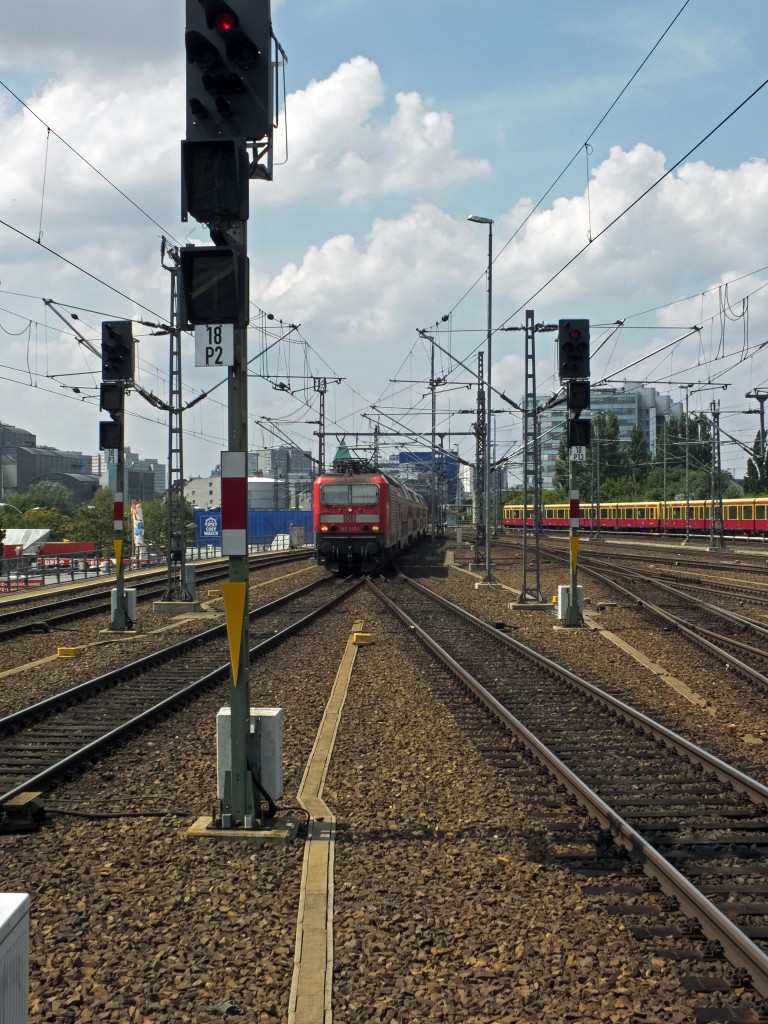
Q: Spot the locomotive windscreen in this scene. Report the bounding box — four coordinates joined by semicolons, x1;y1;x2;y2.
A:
320;483;379;505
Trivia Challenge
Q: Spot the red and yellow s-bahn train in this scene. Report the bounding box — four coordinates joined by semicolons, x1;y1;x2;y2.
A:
313;465;428;571
503;497;768;536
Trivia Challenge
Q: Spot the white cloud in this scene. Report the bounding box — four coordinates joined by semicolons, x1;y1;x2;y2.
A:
270;56;489;204
490;144;768;314
256;201;478;343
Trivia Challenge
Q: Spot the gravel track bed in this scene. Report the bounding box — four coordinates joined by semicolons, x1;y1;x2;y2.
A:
4;550;768;1022
326;591;760;1023
0;562;325;715
417;544;768;788
1;606;346;1023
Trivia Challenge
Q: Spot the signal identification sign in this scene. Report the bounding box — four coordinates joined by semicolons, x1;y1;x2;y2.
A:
195;324;234;367
569;446;587;462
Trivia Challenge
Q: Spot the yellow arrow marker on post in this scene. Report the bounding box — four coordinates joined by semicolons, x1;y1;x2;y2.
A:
113;539;124;578
570;535;579;569
222;582;248;688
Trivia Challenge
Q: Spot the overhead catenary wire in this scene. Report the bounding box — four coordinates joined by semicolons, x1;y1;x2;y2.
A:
443;0;695;320
0;78;182;246
499;74;768;329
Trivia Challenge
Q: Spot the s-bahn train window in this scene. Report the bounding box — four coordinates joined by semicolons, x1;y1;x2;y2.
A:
743;505;753;520
320;483;380;505
757;505;767;520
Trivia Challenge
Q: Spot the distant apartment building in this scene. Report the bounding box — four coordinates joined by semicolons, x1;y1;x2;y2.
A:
185;474;311;512
101;447;166;502
251;446;314;478
185;476;222;510
535;381;682;488
0;420;98;503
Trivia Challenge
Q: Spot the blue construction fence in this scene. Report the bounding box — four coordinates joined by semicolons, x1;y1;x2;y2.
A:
194;509;314;551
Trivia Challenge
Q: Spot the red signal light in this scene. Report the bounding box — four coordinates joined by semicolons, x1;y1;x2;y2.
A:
568;329;582;340
214;11;237;31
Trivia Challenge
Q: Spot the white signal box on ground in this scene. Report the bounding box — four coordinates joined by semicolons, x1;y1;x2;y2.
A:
216;707;284;802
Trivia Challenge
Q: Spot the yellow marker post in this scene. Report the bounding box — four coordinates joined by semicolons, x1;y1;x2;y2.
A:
569;535;579;570
113;538;124;579
222;582;248;688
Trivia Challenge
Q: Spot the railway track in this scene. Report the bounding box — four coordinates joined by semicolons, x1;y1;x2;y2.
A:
0;574;359;822
0;550;312;641
572;546;768;607
369;571;768;999
571;557;768;688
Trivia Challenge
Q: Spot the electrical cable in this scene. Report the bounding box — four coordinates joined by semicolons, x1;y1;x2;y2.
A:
0;216;166;321
0;78;182;246
45;807;194;820
444;0;695;319
499;74;768;329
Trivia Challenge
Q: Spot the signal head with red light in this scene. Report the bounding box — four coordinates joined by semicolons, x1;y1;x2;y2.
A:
557;318;590;380
185;0;272;142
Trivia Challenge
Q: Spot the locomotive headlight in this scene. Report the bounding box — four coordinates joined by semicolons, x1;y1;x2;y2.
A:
320;525;329;532
372;526;379;532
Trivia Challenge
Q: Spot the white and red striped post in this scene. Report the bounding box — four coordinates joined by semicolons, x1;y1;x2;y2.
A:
111;453;129;631
221;452;247;555
567;487;582;626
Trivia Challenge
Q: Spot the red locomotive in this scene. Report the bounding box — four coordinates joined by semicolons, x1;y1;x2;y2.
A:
313;456;428;571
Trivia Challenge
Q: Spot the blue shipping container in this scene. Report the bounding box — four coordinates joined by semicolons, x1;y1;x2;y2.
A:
194;509;314;548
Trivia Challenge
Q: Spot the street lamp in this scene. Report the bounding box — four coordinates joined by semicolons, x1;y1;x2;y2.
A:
468;215;499;587
0;503;40;516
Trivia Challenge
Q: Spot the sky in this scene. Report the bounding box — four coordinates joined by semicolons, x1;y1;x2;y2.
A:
1;0;768;487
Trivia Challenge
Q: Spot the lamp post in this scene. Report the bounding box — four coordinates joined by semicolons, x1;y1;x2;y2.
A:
468;214;499;587
0;502;41;519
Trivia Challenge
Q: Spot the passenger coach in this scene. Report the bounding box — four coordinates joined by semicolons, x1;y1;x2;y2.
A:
503;497;768;536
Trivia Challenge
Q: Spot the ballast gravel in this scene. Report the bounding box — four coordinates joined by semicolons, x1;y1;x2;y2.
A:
1;545;766;1021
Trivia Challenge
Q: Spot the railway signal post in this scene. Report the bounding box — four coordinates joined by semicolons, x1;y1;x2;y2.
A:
558;319;590;627
181;0;285;831
99;322;135;632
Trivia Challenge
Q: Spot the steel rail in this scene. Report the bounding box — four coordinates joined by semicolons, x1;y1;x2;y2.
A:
573;561;768;689
0;576;361;809
577;555;768;631
0;550;312;636
367;574;768;997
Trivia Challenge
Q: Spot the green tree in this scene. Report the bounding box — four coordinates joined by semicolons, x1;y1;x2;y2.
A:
743;430;768;496
71;487;119;556
554;411;625;501
590;411;626;485
625;426;652;485
0;499;75;539
26;481;77;517
133;497;195;555
23;507;75;541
